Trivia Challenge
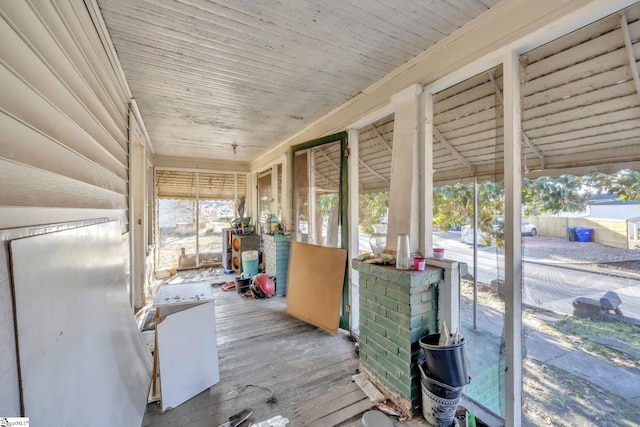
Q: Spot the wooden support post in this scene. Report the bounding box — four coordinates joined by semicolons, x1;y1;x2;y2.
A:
503;50;523;426
386;84;423;255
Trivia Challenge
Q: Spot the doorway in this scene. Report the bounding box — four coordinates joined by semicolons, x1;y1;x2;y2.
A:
291;132;349;329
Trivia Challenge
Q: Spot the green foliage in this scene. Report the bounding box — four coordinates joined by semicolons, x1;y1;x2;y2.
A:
317;193;338;216
433;183;475;231
362;170;639;243
604;170;640;201
522;175;590;216
358;191;389;235
432;181;503;243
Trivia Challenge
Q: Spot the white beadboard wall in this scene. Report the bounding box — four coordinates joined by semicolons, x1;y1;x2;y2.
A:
0;1;130;415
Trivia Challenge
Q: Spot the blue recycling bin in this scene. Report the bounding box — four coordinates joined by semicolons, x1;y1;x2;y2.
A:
575;227;593;242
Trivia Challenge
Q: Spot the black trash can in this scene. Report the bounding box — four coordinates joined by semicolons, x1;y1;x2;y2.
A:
567;226;578;241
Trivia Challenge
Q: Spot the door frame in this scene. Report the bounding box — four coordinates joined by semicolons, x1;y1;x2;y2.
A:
290;131;349;330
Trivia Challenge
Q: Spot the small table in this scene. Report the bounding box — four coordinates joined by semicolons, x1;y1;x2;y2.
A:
152;281;219;411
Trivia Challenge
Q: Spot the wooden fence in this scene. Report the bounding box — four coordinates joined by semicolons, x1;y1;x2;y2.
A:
528;217;638;249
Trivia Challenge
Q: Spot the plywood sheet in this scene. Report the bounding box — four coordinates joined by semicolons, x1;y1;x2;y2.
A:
156;300;219;411
286;242;347;334
9;221;152;426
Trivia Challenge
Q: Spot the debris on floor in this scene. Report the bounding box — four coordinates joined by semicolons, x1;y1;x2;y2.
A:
375;402;402;417
352;373;385;403
217;409;252;427
249;415;289;427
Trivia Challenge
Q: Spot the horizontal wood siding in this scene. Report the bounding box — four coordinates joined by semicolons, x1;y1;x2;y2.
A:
0;0;130;416
0;0;129;211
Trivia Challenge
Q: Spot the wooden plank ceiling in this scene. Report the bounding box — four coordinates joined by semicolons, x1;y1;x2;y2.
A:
95;0;500;163
353;3;640;191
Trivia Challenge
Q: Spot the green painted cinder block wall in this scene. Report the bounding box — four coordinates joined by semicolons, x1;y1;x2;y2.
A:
353;260;442;415
263;234;290;296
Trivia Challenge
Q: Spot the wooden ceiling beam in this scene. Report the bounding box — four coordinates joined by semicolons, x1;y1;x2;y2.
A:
620;12;640;103
488;69;547;169
433;127;476;174
358;158;389;185
321;152;340;173
371;124;393;153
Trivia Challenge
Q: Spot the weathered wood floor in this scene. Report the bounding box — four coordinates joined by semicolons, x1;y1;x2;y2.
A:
142;274;428;427
142;270;428;427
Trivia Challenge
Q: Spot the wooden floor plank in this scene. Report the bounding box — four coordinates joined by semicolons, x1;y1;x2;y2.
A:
307;398;375;427
297;388;368;424
294;381;360;414
142;270;425;427
142;276;361;427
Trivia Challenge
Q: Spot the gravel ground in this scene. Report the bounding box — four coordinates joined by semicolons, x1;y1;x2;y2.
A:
521;235;640;277
522;235;640;265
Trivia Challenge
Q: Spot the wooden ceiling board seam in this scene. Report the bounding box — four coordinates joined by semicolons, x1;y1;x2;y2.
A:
254;1;627;170
109;0;428;69
180;0;396;58
434;80;496;114
524;55;633;99
222;0;449;58
522;82;636;123
523;68;633;111
100;14;394;84
524;22;627;77
434;96;499;126
104;35;367;96
523;95;640;131
452;0;496;18
524;14;621;64
524;47;632;94
433;70;497;101
434;108;502;134
527;123;640;149
533;146;640;168
439;117;499;140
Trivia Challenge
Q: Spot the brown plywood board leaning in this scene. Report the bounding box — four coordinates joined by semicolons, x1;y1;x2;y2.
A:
286;242;347;334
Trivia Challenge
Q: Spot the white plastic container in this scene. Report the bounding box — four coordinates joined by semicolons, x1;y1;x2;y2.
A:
396;234;411;270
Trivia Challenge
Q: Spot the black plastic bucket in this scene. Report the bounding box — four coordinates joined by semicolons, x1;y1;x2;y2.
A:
419;333;469;387
236;276;251;294
418;361;463;400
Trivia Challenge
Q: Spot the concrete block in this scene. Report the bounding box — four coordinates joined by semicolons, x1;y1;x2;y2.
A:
375;315;400;335
375;294;400;312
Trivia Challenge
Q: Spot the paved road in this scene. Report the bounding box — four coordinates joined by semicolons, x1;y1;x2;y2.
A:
434;231;640;321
